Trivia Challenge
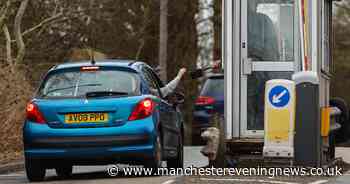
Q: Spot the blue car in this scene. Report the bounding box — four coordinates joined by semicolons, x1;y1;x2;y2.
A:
23;60;184;181
192;73;224;145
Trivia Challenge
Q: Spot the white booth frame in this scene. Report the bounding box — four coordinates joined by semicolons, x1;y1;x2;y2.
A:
223;0;332;140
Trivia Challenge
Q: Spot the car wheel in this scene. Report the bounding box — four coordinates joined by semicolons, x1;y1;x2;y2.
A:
55;165;73;179
25;158;46;182
167;133;184;168
191;134;199;146
330;98;350;142
144;135;162;170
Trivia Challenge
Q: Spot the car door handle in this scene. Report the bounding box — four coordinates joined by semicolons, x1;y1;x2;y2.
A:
242;58;252;75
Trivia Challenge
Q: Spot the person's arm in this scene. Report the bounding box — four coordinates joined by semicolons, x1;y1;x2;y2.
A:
150;88;159;96
160;68;186;97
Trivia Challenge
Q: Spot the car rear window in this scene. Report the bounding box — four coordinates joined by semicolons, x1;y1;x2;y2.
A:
200;77;224;96
38;69;140;98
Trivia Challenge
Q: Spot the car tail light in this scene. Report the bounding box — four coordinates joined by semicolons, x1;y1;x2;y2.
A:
128;98;155;121
26;102;46;124
81;66;99;71
195;96;215;106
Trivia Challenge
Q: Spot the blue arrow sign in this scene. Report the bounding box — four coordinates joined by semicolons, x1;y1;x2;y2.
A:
268;85;290;108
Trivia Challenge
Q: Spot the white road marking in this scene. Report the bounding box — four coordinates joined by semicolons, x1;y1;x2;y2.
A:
0;173;23;177
308;180;328;184
342;169;350;176
162;179;175;184
200;178;299;184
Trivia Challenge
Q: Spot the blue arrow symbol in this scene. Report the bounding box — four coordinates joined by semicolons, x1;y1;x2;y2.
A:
272;90;287;104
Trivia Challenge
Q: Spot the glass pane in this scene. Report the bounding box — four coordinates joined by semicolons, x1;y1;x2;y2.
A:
200;78;224;96
248;0;294;61
247;71;292;130
40;70;139;98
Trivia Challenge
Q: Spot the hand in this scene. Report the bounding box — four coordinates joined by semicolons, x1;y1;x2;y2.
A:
178;68;187;77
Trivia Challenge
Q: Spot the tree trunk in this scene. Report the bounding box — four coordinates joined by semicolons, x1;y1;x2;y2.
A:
212;113;227;168
213;0;222;61
167;0;198;145
159;0;168;82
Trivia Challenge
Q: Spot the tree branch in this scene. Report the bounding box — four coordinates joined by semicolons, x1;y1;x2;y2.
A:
11;8;90;43
135;39;145;60
0;0;11;30
21;12;63;37
335;2;350;12
14;0;29;64
3;25;13;67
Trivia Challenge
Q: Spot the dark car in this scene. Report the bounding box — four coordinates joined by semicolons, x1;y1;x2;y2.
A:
192;73;224;144
23;60;184;182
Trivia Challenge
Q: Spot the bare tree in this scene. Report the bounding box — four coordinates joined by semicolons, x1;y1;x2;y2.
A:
0;0;11;30
135;2;152;60
0;0;12;68
159;0;168;82
0;0;84;68
14;0;29;65
3;25;12;67
1;0;44;67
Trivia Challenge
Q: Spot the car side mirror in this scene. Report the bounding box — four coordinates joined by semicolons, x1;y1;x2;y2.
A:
190;69;204;79
190;67;213;79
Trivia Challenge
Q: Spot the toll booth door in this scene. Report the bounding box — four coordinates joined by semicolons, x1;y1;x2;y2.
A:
240;0;298;138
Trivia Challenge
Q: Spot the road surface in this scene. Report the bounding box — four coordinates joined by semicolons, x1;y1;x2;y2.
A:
0;147;206;184
1;147;350;184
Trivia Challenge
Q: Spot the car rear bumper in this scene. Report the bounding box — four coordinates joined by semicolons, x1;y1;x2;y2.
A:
23;117;156;163
24;145;154;165
192;110;224;129
28;134;150;148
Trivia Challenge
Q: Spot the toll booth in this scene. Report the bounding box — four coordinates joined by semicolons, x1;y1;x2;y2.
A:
223;0;339;166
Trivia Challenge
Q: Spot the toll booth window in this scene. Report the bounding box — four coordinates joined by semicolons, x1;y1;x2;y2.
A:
248;0;294;62
247;71;293;130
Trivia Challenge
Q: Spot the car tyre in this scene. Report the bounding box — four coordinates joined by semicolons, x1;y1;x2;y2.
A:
55;165;73;179
191;134;201;146
25;158;46;182
144;135;162;171
167;133;184;168
330;98;350;142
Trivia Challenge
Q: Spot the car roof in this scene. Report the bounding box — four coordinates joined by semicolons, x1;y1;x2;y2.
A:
52;59;146;71
207;73;224;79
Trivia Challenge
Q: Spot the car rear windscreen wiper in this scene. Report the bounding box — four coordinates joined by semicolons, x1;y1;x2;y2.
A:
43;83;102;97
85;91;129;98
